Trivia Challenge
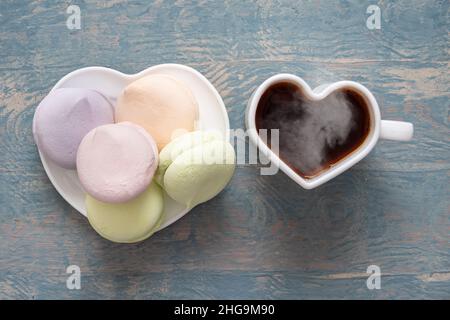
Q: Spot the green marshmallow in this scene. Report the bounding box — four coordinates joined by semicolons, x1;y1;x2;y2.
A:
157;131;235;208
155;130;223;187
86;182;164;243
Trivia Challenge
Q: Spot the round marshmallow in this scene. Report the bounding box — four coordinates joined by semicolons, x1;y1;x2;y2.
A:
86;182;164;243
33;88;114;169
77;122;158;203
156;131;235;208
115;74;199;150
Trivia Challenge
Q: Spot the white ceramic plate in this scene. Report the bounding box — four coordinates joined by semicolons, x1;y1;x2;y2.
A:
34;64;230;231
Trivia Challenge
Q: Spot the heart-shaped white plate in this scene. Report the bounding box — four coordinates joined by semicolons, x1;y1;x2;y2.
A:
35;64;230;231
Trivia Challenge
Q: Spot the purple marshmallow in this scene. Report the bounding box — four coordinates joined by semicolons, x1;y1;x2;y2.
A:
33;88;115;169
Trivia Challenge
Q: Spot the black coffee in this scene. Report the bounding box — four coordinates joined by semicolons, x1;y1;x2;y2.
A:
255;82;371;179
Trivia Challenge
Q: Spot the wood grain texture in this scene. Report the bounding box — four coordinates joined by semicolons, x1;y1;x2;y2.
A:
0;0;449;299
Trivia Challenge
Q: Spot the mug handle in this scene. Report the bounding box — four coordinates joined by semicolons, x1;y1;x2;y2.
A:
380;120;414;141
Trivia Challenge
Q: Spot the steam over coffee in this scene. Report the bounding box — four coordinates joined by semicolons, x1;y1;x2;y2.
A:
255;82;371;179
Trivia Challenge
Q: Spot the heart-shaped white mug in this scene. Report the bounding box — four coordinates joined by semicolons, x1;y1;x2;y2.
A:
245;74;413;189
35;64;230;230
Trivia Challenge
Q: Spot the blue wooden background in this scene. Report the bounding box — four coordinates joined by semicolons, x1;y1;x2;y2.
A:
0;0;449;299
